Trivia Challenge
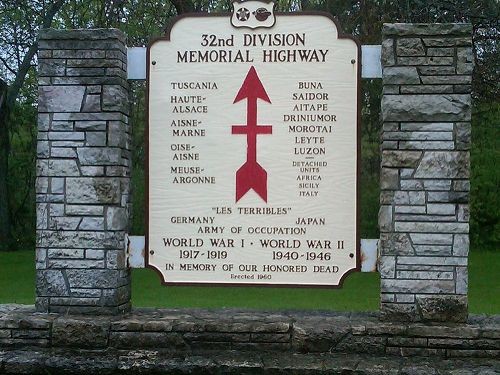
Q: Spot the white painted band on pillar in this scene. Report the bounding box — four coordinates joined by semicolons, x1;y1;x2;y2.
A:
127;47;147;80
361;45;382;79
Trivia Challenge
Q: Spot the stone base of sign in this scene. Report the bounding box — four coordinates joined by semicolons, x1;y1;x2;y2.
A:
36;29;131;314
1;306;499;370
3;349;499;374
379;23;472;323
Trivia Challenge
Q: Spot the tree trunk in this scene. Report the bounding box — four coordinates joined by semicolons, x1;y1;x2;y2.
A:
300;0;311;11
170;0;195;14
0;79;12;251
0;0;66;251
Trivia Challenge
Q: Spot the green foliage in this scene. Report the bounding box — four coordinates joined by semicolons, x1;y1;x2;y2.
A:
360;80;382;239
0;0;498;250
470;102;500;251
303;0;500;99
6;68;37;249
130;82;146;234
8;115;36;248
360;175;379;239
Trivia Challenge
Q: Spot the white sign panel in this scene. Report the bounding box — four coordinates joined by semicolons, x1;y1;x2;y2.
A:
147;8;360;287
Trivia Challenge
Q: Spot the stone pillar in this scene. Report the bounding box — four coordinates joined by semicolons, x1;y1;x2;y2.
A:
36;29;131;314
379;24;472;322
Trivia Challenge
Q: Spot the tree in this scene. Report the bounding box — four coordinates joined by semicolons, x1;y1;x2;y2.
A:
0;0;497;250
0;78;9;249
171;0;196;14
0;0;65;250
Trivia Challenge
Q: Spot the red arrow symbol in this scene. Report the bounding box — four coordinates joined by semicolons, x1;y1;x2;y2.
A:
232;66;272;202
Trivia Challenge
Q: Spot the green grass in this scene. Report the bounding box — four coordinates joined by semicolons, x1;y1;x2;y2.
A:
131;270;380;311
468;250;500;314
0;250;36;304
1;250;498;314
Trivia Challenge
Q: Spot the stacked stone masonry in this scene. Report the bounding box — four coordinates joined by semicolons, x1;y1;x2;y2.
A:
379;24;473;322
3;351;497;375
36;29;131;314
0;306;499;373
1;306;499;356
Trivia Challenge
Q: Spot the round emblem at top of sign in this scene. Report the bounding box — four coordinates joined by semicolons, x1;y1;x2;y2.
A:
236;7;250;21
254;8;271;21
231;1;276;29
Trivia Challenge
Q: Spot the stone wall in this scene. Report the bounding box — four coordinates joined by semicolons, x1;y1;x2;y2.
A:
379;24;473;322
36;29;131;314
2;306;499;356
0;306;499;373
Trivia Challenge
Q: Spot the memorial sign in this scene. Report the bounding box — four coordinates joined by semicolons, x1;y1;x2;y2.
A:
147;3;360;286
